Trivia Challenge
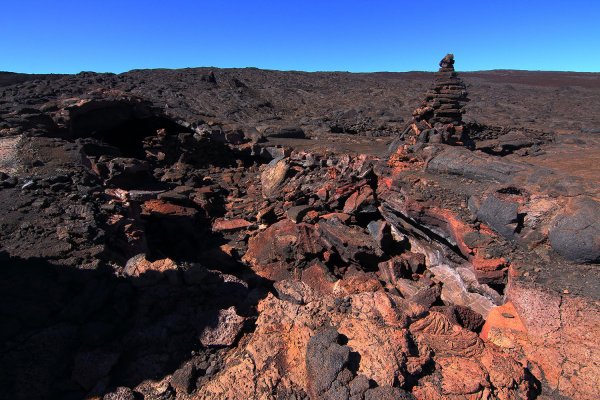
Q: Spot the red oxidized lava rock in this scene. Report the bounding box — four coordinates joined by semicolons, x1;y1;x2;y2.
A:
243;219;324;280
483;278;600;400
141;199;198;217
197;279;533;399
211;218;252;232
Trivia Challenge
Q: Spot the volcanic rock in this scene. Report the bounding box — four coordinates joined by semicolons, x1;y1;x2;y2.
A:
261;157;290;199
103;387;136;400
123;254;179;286
548;196;600;263
266;126;306;139
476;194;520;239
286;204;313;223
104;157;152;188
197;306;245;347
306;327;352;399
342;185;375;214
318;218;383;265
367;220;394;251
244;219;324;280
212;218;252;232
198;279;533;398
364;386;414;400
170;361;197;394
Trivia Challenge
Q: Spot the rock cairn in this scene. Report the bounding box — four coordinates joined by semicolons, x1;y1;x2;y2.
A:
399;53;469;146
426;54;468;125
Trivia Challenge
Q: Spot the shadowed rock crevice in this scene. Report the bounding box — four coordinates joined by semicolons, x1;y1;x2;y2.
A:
92;116;193;159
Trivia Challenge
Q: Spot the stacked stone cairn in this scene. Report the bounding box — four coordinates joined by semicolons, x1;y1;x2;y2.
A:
399;53;470;146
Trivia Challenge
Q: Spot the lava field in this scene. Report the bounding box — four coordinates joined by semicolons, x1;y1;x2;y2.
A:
0;55;599;400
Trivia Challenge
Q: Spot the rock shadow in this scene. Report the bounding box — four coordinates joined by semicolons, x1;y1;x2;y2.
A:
0;250;269;399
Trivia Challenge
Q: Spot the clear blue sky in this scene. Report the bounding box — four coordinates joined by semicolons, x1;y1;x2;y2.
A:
2;0;599;73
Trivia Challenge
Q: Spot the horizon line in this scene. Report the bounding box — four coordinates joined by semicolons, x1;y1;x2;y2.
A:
2;66;600;76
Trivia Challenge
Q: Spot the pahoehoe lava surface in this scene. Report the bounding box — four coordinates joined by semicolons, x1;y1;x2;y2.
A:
0;56;599;400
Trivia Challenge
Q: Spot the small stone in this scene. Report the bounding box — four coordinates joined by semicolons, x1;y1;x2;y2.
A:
205;364;217;376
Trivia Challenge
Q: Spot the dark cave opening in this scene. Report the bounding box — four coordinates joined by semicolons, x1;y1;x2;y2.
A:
99;116;192;159
68;101;192;159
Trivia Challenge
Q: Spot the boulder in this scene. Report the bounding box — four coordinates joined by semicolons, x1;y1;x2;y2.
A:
548;197;600;263
318;219;382;265
243;219;324;280
123;254;179;286
261;157;290;199
476;194;520;239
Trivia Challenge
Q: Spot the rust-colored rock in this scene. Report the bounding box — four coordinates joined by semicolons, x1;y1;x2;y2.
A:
141;199;197;217
198;280;532;399
243;219;324;280
342;185;374;214
212;218;252;232
123;254;179;286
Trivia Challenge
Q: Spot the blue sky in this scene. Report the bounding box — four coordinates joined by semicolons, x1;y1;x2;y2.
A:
1;0;599;73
